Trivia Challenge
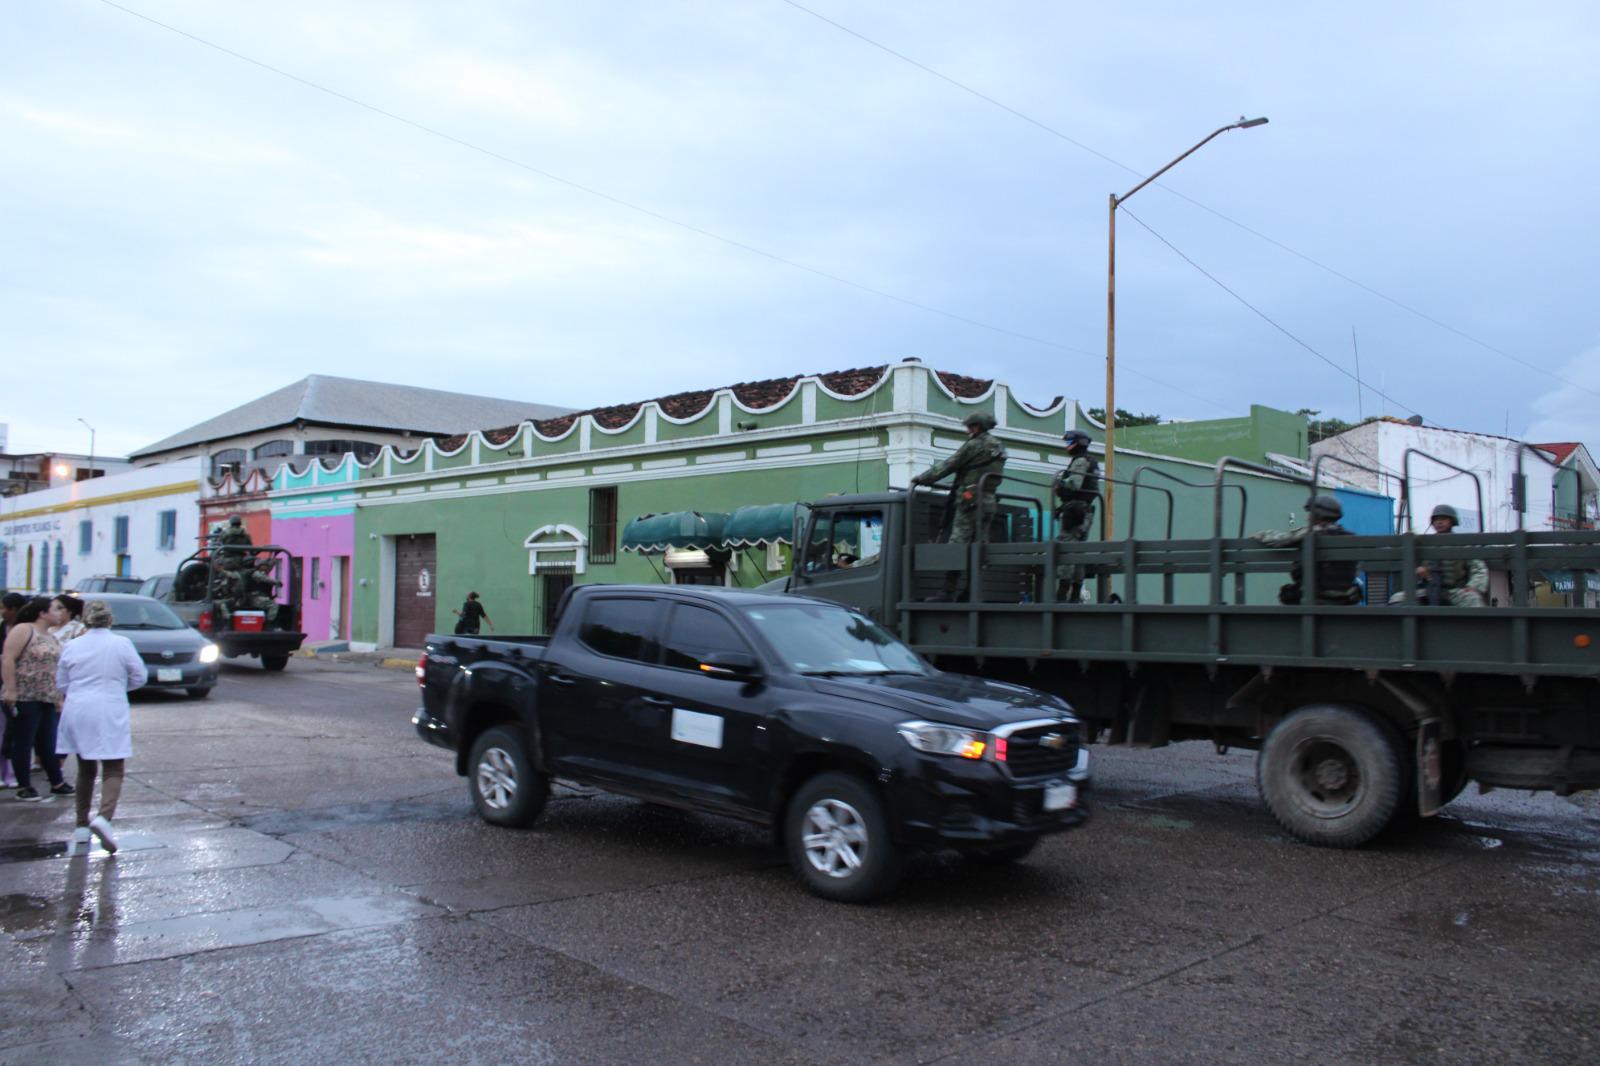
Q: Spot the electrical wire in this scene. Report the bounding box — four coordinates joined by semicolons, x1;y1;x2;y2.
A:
1119;207;1425;419
92;0;1240;420
777;0;1600;403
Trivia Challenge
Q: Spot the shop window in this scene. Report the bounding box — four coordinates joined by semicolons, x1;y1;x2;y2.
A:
589;487;618;565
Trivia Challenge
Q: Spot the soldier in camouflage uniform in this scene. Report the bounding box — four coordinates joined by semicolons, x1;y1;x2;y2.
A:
242;558;283;624
909;412;1007;600
1417;504;1488;607
214;514;253;572
1251;495;1362;605
1054;430;1099;602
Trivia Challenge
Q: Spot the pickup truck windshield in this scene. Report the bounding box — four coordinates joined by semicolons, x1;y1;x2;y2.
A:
742;603;927;677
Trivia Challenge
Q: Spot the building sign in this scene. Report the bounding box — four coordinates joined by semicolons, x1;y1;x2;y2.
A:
1545;571;1600;594
2;519;63;536
418;566;433;597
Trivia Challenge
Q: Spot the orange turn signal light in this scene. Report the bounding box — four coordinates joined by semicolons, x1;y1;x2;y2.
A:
1576;634;1592;649
958;738;986;759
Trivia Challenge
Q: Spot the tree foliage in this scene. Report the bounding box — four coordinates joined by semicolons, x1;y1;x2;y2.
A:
1088;407;1162;428
1296;408;1375;443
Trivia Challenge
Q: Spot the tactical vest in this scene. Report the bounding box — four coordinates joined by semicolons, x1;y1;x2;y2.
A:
1062;455;1099;505
1289;525;1359;593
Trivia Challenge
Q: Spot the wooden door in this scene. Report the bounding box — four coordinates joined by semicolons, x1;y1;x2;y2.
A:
394;534;437;648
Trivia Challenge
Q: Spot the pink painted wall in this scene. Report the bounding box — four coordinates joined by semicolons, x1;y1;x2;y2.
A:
271;513;355;642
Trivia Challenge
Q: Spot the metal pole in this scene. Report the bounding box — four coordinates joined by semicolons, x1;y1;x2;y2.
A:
77;418;95;483
1104;192;1118;539
1102;117;1266;544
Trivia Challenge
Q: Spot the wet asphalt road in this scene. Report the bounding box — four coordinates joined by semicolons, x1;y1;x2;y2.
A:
2;658;1598;1065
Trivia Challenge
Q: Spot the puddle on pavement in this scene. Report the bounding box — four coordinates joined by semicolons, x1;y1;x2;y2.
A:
0;834;166;866
0;892;54;934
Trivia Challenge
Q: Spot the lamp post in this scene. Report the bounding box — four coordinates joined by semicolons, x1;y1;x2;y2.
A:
1103;116;1267;539
77;417;95;484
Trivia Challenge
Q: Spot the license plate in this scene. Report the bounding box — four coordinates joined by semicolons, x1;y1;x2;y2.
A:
1043;782;1077;811
157;668;183;682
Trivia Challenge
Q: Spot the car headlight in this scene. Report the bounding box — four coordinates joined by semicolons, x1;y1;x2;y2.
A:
199;643;220;664
897;720;990;760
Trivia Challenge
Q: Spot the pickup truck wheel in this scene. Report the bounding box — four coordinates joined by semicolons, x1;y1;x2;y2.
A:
968;839;1039;866
785;773;902;903
261;654;289;672
1258;704;1404;848
468;726;549;828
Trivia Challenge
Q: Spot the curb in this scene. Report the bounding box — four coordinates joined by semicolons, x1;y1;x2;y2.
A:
380;657;418;671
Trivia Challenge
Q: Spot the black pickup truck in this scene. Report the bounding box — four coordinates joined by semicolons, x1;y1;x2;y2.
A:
414;585;1090;902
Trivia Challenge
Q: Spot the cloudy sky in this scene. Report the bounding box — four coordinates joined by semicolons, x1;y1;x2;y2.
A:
5;0;1597;459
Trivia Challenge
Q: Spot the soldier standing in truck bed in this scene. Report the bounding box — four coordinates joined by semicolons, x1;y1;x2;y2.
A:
1054;430;1099;602
909;412;1006;600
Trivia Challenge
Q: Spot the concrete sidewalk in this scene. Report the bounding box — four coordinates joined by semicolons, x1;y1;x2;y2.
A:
296;643;423;671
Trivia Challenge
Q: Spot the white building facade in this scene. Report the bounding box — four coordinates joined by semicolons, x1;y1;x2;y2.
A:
0;461;205;595
1311;420;1579;533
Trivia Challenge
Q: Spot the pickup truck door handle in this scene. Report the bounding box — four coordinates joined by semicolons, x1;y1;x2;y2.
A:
547;673;579;686
640;696;673;708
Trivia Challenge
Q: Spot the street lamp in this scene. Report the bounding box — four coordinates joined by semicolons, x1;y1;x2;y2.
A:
77;417;95;483
1103;116;1268;539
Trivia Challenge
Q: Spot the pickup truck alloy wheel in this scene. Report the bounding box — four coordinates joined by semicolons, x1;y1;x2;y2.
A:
785;773;902;903
468;725;549;828
1258;704;1404;849
801;799;869;878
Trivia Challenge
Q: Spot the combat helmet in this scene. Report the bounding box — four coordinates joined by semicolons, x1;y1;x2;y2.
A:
228;514;243;526
962;412;997;432
1305;494;1343;520
1430;503;1459;527
1062;429;1091;451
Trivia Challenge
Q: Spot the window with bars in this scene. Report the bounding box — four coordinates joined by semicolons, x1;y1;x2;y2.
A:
588;486;618;565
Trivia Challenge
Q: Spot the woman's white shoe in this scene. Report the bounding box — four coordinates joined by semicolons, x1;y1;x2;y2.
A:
89;815;117;854
67;826;93;857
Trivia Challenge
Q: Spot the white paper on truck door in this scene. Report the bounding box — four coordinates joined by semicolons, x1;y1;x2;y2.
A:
670;708;724;749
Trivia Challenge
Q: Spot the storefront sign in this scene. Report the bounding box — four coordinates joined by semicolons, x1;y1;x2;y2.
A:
2;519;62;536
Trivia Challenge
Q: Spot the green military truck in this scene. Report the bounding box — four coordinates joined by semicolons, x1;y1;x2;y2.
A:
781;475;1600;848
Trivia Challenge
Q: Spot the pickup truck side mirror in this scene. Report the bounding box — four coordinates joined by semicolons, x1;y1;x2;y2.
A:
698;651;763;681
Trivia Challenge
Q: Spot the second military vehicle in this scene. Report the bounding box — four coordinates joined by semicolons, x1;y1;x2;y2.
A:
166;543;306;670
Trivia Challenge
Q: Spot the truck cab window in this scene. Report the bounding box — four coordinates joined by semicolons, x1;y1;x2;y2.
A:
660;605;751;672
578;598;660;662
804;510;884;572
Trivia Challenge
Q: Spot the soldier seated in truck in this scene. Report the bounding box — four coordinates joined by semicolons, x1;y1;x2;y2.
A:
1250;494;1361;605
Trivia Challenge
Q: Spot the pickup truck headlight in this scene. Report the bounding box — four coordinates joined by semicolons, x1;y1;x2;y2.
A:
199;643;220;664
898;720;989;760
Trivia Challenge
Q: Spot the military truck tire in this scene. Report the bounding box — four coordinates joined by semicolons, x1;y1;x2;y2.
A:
261;654;289;672
785;772;903;903
967;839;1040;866
1258;704;1405;848
468;726;549;828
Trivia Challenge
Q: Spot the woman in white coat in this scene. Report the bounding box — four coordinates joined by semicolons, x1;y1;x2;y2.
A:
55;600;145;855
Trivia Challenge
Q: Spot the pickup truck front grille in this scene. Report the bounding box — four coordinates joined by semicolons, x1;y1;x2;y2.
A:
1003;723;1080;778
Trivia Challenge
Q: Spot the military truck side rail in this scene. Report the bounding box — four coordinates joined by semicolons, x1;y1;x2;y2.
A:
788;487;1600;849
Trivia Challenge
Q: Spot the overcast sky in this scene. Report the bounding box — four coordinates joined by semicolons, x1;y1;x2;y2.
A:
5;0;1597;459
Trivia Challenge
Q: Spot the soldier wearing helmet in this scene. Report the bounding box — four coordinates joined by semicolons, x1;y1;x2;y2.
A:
1054;430;1100;602
1414;503;1488;606
1251;494;1361;605
909;411;1007;599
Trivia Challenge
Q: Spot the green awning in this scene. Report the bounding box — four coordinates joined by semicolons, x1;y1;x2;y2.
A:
722;503;809;548
621;511;729;553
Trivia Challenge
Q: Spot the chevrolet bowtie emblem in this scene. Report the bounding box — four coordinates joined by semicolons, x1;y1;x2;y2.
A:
1039;732;1068;750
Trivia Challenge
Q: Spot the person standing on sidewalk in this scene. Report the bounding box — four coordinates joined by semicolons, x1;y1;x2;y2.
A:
55;600;145;855
452;592;493;635
50;594;88;643
1;597;73;801
0;592;25;788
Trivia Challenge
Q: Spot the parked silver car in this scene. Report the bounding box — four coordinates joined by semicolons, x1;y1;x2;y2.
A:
89;593;222;698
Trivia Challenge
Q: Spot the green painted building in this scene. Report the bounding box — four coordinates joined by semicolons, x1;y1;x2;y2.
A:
340;362;1328;649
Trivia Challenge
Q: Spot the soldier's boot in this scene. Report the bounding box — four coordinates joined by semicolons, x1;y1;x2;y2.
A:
922;572;963;602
